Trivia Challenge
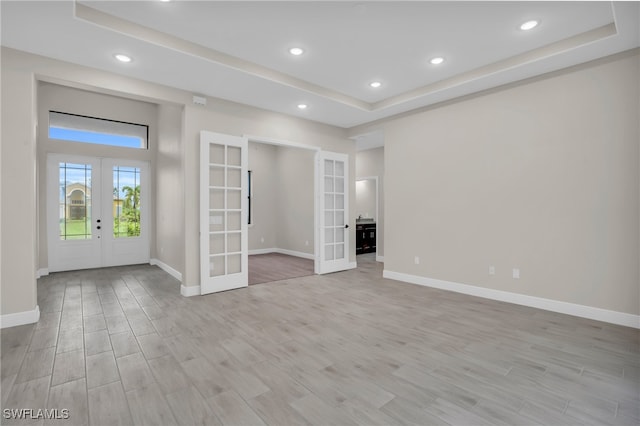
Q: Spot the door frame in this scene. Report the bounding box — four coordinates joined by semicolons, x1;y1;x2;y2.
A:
244;135;322;273
355;175;379;261
243;135;356;275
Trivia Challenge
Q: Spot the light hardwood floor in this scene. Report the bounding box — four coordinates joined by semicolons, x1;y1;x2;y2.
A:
248;253;314;286
1;256;638;425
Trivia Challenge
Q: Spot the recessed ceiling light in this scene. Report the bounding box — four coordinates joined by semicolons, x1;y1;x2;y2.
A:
429;57;444;65
114;54;132;63
520;20;539;31
297;104;308;110
369;81;382;88
289;47;304;56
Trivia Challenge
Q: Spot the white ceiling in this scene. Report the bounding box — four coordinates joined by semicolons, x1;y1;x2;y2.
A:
1;1;639;133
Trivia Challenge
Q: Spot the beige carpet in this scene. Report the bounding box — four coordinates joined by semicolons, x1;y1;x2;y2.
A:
248;252;314;285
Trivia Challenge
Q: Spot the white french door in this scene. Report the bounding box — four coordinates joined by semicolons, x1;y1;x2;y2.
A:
47;154;150;272
318;151;351;274
200;131;248;295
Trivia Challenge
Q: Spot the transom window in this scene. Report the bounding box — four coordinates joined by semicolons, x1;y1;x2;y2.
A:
49;111;148;149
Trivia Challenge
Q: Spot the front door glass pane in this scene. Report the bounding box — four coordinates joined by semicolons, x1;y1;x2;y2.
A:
59;163;92;240
113;166;141;238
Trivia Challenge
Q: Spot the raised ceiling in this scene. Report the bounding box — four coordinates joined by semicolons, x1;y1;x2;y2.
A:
1;1;638;129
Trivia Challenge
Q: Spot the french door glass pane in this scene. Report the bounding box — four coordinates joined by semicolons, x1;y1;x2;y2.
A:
207;142;244;279
227;168;241;188
227;147;241;167
227;212;241;231
210;256;225;276
227;189;241;209
325;228;334;243
325;244;334;261
228;254;241;274
209;234;225;255
210;166;225;186
59;163;92;240
323;158;347;263
228;232;241;253
210;145;225;164
324;159;333;175
113;166;141;238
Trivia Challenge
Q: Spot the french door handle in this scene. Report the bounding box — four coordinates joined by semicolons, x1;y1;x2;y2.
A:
345;224;349;229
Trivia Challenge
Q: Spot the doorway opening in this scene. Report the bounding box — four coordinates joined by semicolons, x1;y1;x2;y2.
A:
245;136;319;285
356;176;379;264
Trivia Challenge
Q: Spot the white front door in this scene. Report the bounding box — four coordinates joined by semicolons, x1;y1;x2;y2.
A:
47;154;150;272
318;151;351;274
200;131;248;294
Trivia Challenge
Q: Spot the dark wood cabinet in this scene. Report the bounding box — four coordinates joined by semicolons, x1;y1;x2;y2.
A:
356;223;376;254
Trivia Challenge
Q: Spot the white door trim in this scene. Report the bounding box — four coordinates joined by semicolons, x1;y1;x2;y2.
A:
356;175;379;260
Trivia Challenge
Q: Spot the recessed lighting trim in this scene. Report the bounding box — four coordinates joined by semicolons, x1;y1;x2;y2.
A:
297;104;308;110
520;20;539;31
429;57;444;65
114;54;132;63
289;47;304;56
369;81;382;88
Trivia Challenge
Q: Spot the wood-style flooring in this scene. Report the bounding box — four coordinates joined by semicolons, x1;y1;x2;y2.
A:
248;253;314;286
1;256;638;425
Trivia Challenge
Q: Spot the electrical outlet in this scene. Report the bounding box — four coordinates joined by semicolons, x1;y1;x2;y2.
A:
513;268;520;279
305;240;309;246
260;237;264;243
414;256;420;265
489;266;495;276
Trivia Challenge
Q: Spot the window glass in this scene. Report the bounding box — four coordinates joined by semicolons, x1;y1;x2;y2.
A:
49;111;148;149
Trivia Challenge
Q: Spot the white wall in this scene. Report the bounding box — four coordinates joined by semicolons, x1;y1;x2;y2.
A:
247;142;278;251
274;146;315;255
383;51;639;317
356;147;385;258
355;179;376;220
1;49;37;317
156;103;184;274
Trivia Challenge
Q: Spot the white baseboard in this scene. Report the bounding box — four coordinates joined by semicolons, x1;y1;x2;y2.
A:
1;305;40;329
36;268;49;279
376;255;384;262
275;248;315;260
249;248;315;260
150;258;182;282
348;261;357;270
180;284;200;297
248;248;276;256
383;270;640;329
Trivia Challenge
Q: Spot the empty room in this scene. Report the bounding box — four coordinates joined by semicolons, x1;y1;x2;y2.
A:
1;1;639;425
